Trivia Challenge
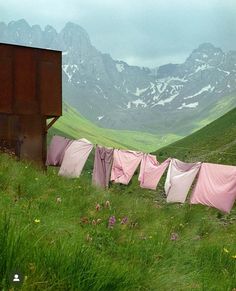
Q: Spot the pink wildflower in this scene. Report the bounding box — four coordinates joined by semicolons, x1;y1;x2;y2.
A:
108;216;116;229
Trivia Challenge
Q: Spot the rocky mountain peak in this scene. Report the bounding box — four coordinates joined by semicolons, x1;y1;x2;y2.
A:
0;19;235;135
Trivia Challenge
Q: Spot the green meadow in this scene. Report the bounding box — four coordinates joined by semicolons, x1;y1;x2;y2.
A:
0;107;236;290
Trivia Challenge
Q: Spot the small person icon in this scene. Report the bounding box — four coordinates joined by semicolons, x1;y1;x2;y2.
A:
13;274;20;282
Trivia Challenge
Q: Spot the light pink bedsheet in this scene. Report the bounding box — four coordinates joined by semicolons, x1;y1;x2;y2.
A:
165;159;201;203
110;149;143;185
190;163;236;213
59;138;93;178
46;135;72;166
138;155;170;190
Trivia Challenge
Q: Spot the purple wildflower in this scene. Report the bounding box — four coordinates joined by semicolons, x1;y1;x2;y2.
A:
121;217;128;225
108;216;116;229
170;232;179;241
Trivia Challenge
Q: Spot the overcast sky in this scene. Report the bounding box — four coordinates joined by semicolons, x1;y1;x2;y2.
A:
0;0;236;67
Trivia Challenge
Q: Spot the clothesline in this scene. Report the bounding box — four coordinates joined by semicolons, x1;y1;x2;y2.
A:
47;136;236;214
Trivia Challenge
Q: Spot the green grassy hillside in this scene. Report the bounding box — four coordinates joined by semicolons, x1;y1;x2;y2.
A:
50;103;181;152
155;106;236;165
0;152;235;290
0;107;236;290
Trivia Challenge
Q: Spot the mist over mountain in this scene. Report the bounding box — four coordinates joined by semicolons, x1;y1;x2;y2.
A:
0;19;236;134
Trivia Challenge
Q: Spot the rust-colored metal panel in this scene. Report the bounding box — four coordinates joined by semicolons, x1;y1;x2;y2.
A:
0;43;62;117
14;47;38;114
0;43;62;167
0;114;20;141
18;115;45;164
0;56;13;113
39;54;62;116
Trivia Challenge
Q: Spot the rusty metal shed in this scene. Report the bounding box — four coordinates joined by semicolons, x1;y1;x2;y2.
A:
0;43;62;166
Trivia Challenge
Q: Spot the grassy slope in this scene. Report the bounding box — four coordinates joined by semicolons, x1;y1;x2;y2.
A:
194;92;236;129
155;106;236;165
0;153;235;290
0;108;236;290
51;103;181;152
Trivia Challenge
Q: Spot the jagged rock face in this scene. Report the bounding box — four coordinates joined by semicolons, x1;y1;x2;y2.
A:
1;19;236;134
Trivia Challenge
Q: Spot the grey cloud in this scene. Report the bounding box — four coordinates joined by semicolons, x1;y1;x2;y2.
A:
0;0;236;67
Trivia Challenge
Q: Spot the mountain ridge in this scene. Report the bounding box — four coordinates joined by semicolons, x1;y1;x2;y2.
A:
0;19;236;135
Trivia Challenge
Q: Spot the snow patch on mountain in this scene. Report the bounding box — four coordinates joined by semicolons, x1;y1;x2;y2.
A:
116;63;125;73
217;68;230;75
154;92;179;106
184;84;215;100
134;87;149;96
195;64;213;73
126;99;147;108
178;102;199;109
95;85;108;99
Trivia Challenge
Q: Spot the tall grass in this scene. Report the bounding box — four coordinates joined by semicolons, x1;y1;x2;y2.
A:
0;152;235;290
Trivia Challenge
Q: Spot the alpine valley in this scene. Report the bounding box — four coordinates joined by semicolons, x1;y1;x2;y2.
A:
0;19;236;135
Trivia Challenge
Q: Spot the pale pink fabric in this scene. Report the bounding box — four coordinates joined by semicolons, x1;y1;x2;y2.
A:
110;149;143;185
138;155;171;190
190;163;236;213
165;159;201;203
46;135;72;166
59;138;93;178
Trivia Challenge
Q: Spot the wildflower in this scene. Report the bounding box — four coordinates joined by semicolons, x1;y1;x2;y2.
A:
108;216;116;229
34;219;40;223
86;234;92;242
223;248;229;253
149;236;153;239
96;218;102;224
105;200;111;208
179;223;184;227
56;197;62;203
120;217;128;225
232;255;236;259
96;203;101;211
170;232;179;241
92;219;97;225
80;217;89;224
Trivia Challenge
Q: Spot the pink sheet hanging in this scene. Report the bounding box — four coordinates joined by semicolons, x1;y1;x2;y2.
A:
92;146;114;188
165;159;201;203
138;155;170;190
110;149;143;185
46;135;72;166
59;138;93;178
190;162;236;213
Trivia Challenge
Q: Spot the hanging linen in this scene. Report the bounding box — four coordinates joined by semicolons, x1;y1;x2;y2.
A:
190;163;236;213
46;135;72;166
92;146;114;188
58;138;93;178
165;158;201;203
110;149;143;185
138;155;171;190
